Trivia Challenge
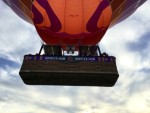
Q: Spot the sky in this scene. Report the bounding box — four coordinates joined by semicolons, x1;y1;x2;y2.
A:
0;1;150;113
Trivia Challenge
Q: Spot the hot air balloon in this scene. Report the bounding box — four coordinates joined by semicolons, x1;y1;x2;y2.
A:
2;0;147;86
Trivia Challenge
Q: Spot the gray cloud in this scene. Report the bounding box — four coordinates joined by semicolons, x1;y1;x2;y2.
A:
127;31;150;53
0;57;19;69
126;73;150;95
140;68;150;73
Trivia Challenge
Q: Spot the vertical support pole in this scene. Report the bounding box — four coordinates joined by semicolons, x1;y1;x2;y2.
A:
39;44;44;55
97;45;102;56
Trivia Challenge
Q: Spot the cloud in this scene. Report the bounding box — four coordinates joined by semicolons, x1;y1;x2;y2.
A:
0;1;41;64
127;31;150;60
0;57;19;69
0;1;150;113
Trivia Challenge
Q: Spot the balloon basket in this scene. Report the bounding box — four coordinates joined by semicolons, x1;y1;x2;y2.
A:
19;55;119;87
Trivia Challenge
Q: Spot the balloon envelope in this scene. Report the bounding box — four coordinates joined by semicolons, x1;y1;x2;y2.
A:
2;0;147;45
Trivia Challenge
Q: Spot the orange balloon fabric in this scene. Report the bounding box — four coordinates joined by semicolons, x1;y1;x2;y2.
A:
32;0;112;45
2;0;147;45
